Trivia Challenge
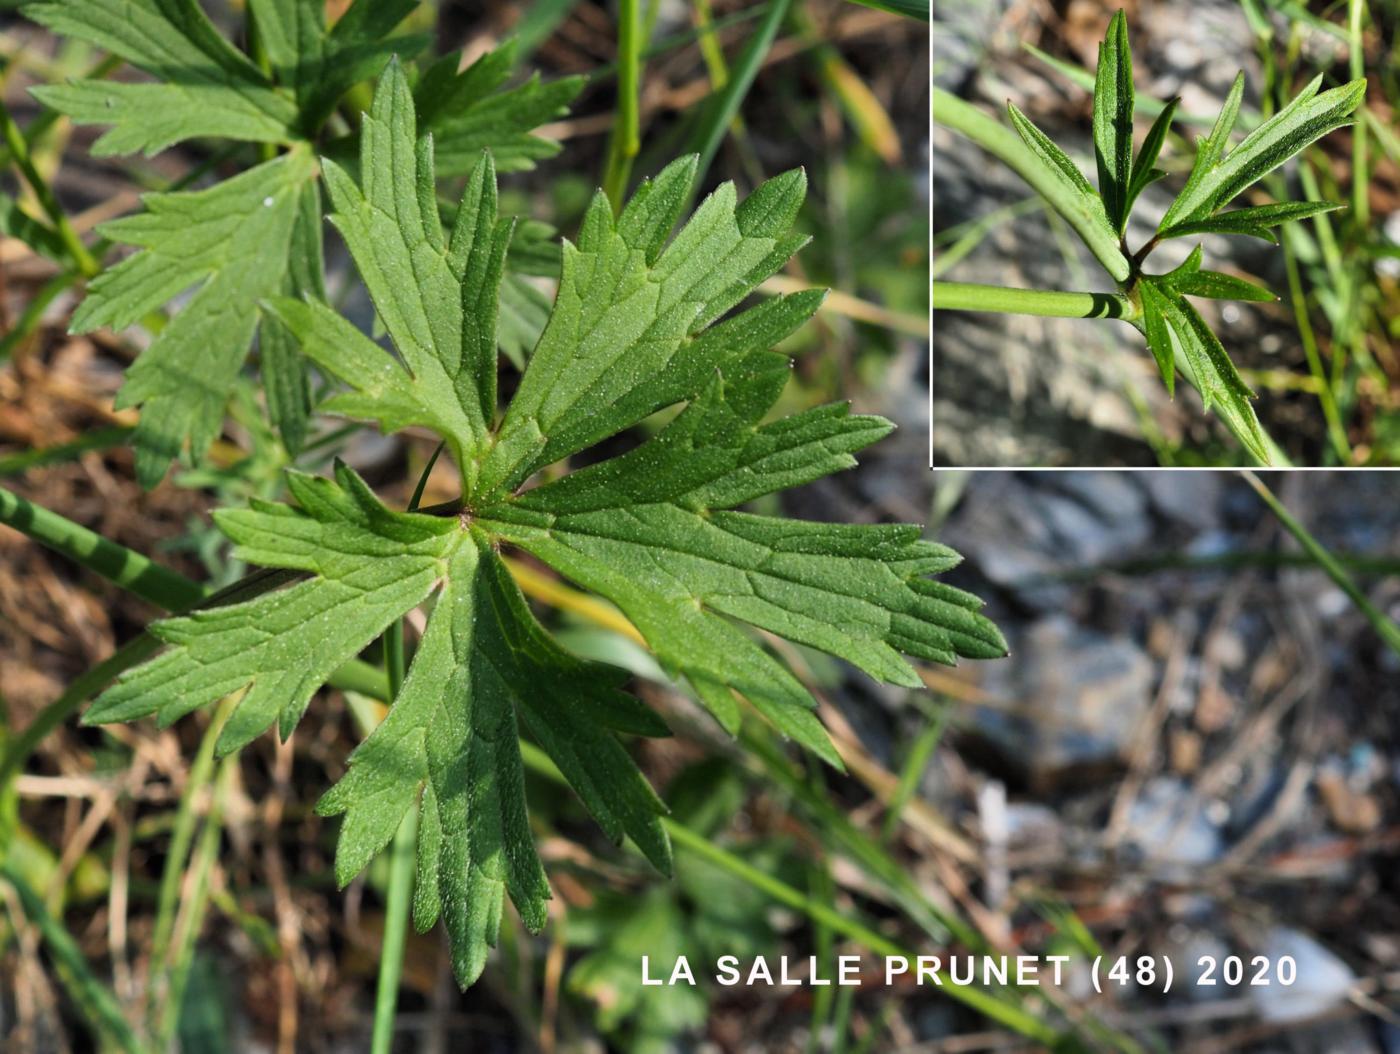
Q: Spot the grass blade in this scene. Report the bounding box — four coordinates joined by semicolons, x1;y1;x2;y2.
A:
1244;473;1400;660
1;862;144;1053
687;0;793;190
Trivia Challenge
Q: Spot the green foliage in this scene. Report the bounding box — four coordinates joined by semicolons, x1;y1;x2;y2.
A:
87;67;1005;988
567;761;777;1054
23;0;580;482
1093;10;1134;234
979;9;1365;463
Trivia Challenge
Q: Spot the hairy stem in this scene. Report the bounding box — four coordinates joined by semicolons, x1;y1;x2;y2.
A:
933;281;1139;321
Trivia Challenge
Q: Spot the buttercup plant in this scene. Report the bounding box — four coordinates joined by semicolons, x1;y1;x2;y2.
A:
0;4;1004;1013
932;10;1366;464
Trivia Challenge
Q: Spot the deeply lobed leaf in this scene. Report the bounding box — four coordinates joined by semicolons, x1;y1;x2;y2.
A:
71;150;317;486
94;68;1007;991
31;1;574;478
480;355;1007;764
415;40;583;175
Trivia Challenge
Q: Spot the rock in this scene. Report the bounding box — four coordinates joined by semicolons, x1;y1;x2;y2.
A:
942;475;1159;610
1316;767;1383;835
1169;729;1203;775
1124;778;1225;873
974;616;1155;786
1137;471;1227;531
1167;930;1231;1004
1249;927;1355;1023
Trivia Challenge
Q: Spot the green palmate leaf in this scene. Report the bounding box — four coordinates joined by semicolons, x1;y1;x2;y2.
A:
87;462;671;988
70;149;317;486
1158;199;1346;242
477;157;814;497
84;463;457;749
1160;74;1365;231
480;353;1006;765
1124;95;1178;218
96;69;1005;990
25;0;297;155
318;540;670;988
29;2;573;477
415;39;583;176
1093;9;1134;233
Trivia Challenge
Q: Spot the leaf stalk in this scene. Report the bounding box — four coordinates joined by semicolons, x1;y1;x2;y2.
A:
933;281;1140;322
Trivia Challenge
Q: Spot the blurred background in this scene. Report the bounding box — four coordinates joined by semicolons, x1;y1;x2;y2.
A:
932;0;1400;468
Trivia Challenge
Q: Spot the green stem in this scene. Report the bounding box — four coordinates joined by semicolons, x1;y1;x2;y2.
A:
0;484;205;610
147;693;239;1032
0;99;99;277
0;863;146;1054
689;0;792;190
369;447;440;1054
1244;472;1400;660
158;753;234;1046
1348;0;1369;230
602;0;643;208
1279;227;1352;463
932;87;1131;283
369;804;417;1054
516;741;1063;1047
933;280;1139;321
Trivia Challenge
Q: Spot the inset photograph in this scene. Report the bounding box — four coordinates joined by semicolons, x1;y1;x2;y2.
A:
932;1;1397;467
